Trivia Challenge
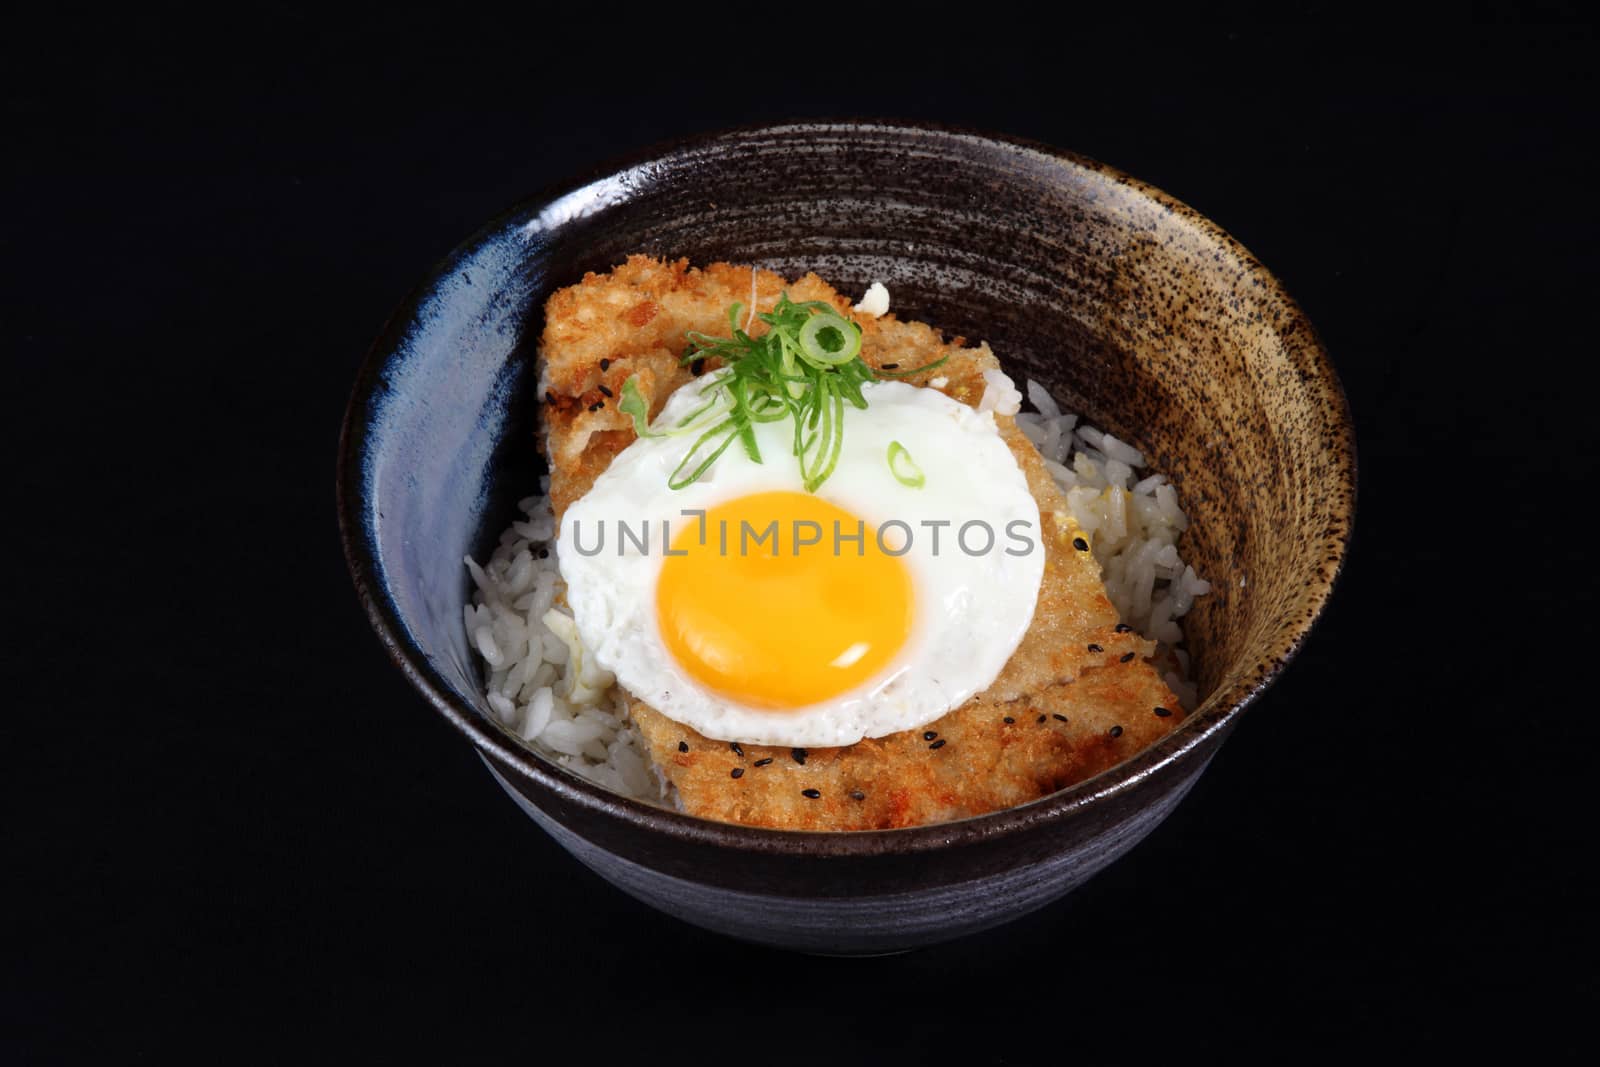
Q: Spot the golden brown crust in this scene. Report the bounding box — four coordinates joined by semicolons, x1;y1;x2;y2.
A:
540;255;983;521
540;257;791;520
539;256;1186;830
630;654;1181;831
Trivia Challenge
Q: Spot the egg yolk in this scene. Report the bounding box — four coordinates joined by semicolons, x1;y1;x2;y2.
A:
655;491;915;710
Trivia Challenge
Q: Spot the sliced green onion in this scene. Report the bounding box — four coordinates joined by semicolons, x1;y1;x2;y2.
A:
669;418;740;490
887;440;925;488
620;373;731;439
801;378;846;491
675;389;727;431
727;376;764;463
873;353;951;378
618;375;660;438
661;293;879;492
775;326;805;399
798;312;861;366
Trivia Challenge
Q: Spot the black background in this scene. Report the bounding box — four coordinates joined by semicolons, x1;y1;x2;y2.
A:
7;13;1596;1062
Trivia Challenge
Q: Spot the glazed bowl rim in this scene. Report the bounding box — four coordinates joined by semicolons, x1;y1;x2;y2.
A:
336;119;1356;858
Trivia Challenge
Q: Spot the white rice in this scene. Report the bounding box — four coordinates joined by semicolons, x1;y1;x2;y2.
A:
467;372;1207;800
1014;377;1209;708
462;480;667;802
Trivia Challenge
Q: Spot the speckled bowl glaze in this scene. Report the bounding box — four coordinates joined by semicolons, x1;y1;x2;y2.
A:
338;122;1355;955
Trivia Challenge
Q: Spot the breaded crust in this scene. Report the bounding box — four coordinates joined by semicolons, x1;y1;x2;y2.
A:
630;654;1181;831
539;256;1185;830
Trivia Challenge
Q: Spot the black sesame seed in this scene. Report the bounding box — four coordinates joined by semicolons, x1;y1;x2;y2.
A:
1003;716;1016;724
881;362;899;370
730;742;744;757
730;767;744;779
597;384;613;398
589;401;603;412
1053;713;1068;722
801;788;821;799
599;358;610;370
545;389;557;404
1087;643;1103;653
678;741;688;753
1072;537;1089;552
1037;714;1047;724
1120;652;1136;663
849;790;865;801
690;357;706;376
1154;706;1173;718
1114;623;1132;633
928;739;946;750
1109;725;1124;738
923;731;938;741
753;757;774;767
792;748;808;765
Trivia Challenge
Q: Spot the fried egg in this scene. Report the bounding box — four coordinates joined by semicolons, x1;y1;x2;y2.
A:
556;372;1044;748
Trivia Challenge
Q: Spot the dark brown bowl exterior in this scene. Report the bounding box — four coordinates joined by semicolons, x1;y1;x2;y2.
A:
338;122;1355;954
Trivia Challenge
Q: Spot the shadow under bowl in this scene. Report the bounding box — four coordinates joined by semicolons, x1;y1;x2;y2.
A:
338;122;1355;955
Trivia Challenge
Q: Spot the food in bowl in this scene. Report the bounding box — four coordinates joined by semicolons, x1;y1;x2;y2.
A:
464;256;1211;830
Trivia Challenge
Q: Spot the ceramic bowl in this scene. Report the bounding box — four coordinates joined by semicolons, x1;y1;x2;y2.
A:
337;122;1355;954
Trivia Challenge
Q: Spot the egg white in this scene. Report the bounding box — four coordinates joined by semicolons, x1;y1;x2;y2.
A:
556;373;1044;748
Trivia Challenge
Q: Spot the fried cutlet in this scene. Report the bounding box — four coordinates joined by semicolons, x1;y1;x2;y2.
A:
538;255;1185;830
